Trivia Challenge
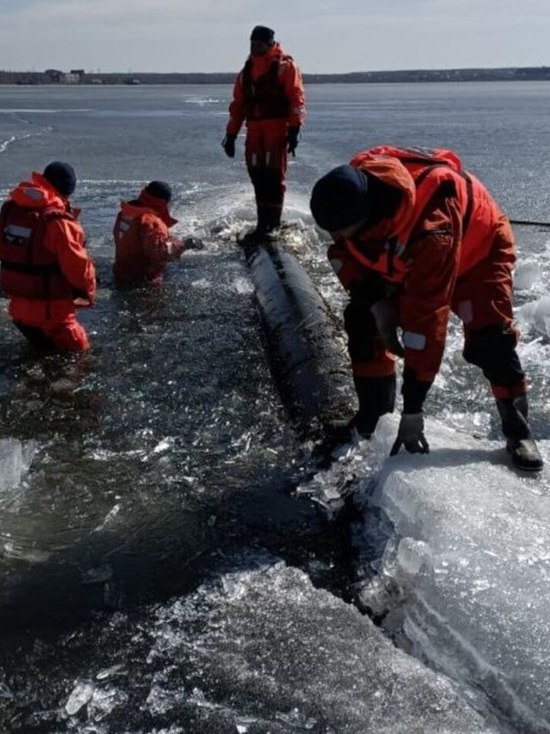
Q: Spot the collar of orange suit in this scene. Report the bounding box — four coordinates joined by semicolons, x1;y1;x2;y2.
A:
348;153;417;242
247;42;285;79
9;172;81;218
11;172;68;210
134;188;178;227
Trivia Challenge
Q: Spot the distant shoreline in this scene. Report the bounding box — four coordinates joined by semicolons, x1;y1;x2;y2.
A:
1;66;550;86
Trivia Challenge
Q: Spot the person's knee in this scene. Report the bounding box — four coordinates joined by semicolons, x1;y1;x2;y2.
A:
463;324;515;364
463;324;523;385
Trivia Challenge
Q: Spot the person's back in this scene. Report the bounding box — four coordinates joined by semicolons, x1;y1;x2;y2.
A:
0;161;96;352
113;181;183;285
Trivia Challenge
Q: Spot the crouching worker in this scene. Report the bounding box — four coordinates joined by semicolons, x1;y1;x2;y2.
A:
309;146;543;471
113;180;203;285
0;161;96;352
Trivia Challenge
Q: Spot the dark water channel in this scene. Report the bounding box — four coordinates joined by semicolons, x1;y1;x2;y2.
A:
0;243;353;633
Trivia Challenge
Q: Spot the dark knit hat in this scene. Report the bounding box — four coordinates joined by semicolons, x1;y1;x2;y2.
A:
144;180;172;202
250;26;275;44
310;165;370;232
43;161;76;197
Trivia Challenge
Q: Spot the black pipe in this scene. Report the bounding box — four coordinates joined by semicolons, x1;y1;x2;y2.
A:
244;240;355;437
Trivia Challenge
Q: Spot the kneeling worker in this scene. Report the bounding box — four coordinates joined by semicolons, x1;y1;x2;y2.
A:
113;181;202;285
0;161;96;352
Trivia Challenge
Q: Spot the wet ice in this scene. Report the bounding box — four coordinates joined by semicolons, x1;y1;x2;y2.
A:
352;415;550;731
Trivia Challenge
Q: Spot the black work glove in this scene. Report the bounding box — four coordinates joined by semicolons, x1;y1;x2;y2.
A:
287;126;300;156
184;236;205;251
390;413;429;456
222;133;237;158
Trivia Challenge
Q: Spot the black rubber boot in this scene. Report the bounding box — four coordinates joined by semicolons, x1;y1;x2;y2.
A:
253;206;281;240
496;395;543;472
353;375;396;438
320;375;396;446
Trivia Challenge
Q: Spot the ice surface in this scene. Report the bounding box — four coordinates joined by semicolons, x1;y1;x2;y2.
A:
514;260;541;291
143;555;496;733
518;295;550;338
354;414;550;732
0;438;36;496
65;679;95;716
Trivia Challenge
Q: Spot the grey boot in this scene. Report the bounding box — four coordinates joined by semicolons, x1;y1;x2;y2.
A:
496;395;543;472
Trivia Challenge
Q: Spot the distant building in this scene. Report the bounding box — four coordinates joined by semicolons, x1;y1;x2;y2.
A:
44;68;81;84
70;69;85;83
44;68;64;83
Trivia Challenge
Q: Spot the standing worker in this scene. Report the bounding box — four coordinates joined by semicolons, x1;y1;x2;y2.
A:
222;25;306;239
0;162;96;352
309;146;543;471
113;180;202;285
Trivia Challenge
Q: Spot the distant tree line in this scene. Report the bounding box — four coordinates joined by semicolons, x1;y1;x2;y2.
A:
1;67;550;85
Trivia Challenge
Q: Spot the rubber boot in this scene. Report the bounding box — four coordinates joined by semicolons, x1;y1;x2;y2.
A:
254;205;280;239
353;374;396;437
495;395;543;472
322;375;396;443
240;202;269;246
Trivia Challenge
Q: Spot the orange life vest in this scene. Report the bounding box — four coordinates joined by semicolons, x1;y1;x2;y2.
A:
344;146;504;283
0;200;76;300
242;56;292;120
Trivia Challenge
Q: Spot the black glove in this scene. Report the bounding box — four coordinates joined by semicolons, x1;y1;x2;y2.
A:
287;126;300;156
184;236;205;251
222;133;236;158
390;413;429;456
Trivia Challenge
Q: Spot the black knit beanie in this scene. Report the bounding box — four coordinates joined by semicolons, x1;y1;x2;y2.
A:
310;165;370;232
144;180;172;202
250;26;275;44
43;161;77;197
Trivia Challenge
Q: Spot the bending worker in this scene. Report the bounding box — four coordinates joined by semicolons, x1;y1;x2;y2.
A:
0;161;96;352
222;25;306;238
309;145;543;472
113;180;202;285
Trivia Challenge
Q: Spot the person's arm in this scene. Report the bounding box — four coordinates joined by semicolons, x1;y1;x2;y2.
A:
327;240;368;291
44;218;96;303
226;72;246;136
141;217;179;264
281;59;306;128
399;191;463;410
389;191;462;456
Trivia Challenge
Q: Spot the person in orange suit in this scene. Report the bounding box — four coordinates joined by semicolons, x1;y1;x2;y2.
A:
222;25;306;238
113;180;202;285
0;161;96;352
309;146;543;472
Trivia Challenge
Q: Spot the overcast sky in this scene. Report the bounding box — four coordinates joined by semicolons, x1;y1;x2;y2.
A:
0;0;548;74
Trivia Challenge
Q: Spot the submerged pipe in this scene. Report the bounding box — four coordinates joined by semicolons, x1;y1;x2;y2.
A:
244;239;355;437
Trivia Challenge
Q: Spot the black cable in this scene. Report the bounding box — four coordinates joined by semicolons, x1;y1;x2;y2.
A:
510;219;550;227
